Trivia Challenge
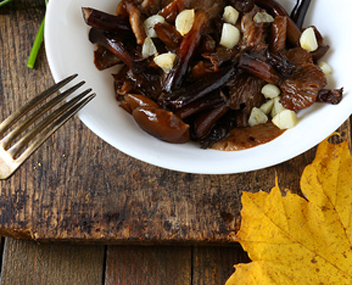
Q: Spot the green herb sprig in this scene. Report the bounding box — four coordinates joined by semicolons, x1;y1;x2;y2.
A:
0;0;13;7
27;0;49;69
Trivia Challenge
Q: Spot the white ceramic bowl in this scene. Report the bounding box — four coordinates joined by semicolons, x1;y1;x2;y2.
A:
45;0;352;174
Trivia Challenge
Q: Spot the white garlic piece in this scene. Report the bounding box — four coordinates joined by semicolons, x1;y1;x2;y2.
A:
317;61;333;76
300;27;318;52
223;6;240;25
271;97;286;118
153;52;177;73
261;84;281;99
144;15;166;38
142;37;158;58
248;107;268;127
259;99;275;115
219;23;241;49
175;9;195;36
253;11;275;23
272;109;299;129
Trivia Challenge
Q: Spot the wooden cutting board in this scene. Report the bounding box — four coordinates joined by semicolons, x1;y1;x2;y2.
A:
0;120;349;245
0;0;350;244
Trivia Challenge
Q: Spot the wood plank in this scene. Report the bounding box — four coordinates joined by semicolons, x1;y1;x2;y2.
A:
104;245;250;285
105;245;192;285
0;0;350;244
192;245;250;285
0;238;105;285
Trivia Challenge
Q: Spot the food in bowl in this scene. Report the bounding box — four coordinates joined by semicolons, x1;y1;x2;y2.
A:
82;0;343;150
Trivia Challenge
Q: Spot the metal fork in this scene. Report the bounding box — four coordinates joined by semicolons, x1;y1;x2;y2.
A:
0;74;96;179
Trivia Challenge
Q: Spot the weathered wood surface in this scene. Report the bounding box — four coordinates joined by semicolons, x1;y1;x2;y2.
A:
0;238;105;285
105;245;192;285
0;238;250;285
104;245;250;285
191;245;250;285
0;0;350;245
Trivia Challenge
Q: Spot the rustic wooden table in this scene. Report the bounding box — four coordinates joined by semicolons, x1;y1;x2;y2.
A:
0;1;350;284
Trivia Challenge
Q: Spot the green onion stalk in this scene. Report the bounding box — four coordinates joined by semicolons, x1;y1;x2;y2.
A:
27;0;49;69
0;0;13;7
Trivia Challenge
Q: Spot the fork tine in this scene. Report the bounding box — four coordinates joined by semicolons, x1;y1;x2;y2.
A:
15;93;96;166
0;74;78;136
1;80;85;148
8;89;95;159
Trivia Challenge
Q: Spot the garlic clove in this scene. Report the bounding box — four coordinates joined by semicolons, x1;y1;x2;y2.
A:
219;23;241;49
175;9;195;36
223;6;240;25
300;27;318;52
272;109;299;129
144;15;166;38
248;107;268;127
142;37;158;58
153;52;177;73
261;84;281;99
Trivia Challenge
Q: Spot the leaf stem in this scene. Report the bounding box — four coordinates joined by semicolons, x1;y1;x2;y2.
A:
0;0;13;7
27;17;46;69
27;0;49;69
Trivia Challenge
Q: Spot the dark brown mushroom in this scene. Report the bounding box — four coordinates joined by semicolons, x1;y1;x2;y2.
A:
238;53;281;85
280;63;327;111
290;0;312;28
124;0;147;44
132;107;190;143
93;45;122;71
154;22;182;51
82;7;131;35
316;88;343;105
255;0;302;46
269;16;287;53
163;9;208;93
226;72;266;114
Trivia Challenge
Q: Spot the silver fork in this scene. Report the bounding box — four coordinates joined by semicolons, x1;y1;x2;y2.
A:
0;74;96;179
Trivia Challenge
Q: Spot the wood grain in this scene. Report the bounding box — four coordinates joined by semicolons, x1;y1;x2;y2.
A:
0;0;350;245
0;240;249;285
104;244;250;285
192;245;250;285
0;238;105;285
105;245;192;285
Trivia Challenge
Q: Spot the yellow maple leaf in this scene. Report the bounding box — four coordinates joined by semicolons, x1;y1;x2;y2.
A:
226;137;352;285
